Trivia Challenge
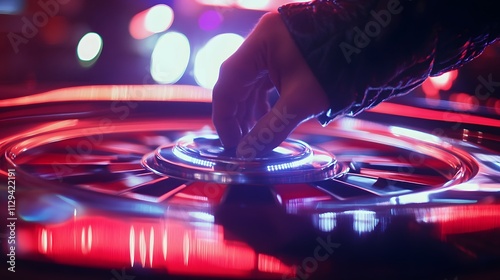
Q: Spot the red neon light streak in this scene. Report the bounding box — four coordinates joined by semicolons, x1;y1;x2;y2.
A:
18;216;293;277
0;85;212;108
369;102;500;127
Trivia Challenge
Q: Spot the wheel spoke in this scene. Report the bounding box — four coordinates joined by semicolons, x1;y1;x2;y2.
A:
123;177;189;202
315;179;379;199
342;174;429;196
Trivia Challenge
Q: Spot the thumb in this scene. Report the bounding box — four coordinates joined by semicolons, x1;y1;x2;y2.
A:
236;99;301;159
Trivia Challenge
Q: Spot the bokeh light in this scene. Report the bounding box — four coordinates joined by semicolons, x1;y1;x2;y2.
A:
130;4;174;40
0;0;23;14
145;4;174;33
196;0;309;10
450;93;479;111
428;70;458;90
77;32;103;67
194;33;244;89
41;16;70;45
236;0;270;10
198;10;223;31
196;0;233;8
150;32;191;84
422;70;459;105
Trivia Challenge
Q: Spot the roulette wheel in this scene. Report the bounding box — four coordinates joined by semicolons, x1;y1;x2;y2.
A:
1;84;500;280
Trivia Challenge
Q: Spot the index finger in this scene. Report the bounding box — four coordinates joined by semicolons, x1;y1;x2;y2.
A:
212;63;246;148
212;13;276;148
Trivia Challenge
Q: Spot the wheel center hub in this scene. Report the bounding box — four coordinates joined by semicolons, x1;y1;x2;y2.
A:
142;134;346;184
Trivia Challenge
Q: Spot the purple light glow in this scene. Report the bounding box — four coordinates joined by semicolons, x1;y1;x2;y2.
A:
198;10;223;31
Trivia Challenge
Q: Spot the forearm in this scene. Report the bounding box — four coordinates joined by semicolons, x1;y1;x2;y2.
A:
278;0;500;125
425;0;499;75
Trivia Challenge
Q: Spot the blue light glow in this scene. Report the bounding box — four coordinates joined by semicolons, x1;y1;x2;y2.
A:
188;211;215;222
389;126;441;144
173;147;215;168
318;212;337;232
266;153;314;172
344;210;379;234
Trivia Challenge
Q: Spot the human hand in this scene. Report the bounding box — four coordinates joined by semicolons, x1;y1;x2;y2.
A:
212;12;329;159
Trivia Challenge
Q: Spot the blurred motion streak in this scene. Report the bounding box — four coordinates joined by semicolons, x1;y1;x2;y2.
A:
0;85;212;108
414;205;500;237
369;102;500;127
17;216;294;277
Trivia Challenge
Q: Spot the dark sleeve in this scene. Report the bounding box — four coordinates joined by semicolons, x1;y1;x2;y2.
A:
278;0;500;125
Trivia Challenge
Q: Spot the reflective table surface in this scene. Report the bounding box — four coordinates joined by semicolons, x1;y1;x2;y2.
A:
1;85;499;280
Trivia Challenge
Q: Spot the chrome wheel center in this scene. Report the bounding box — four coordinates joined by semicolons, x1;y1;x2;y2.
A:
142;134;347;184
